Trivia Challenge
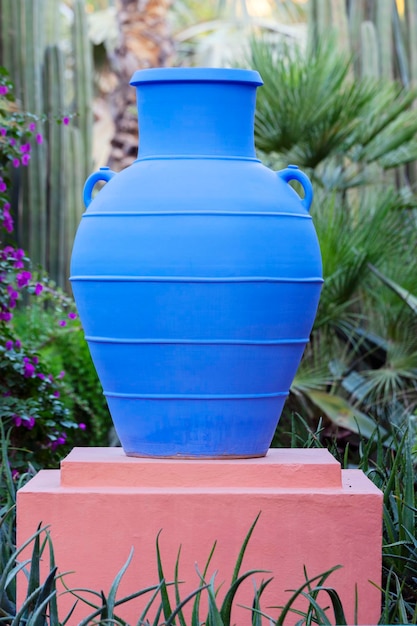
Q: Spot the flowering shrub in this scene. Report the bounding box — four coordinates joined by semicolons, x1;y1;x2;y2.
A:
0;69;85;474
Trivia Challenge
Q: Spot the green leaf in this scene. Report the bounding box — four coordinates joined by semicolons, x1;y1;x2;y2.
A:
219;512;262;624
307;389;385;438
369;263;417;314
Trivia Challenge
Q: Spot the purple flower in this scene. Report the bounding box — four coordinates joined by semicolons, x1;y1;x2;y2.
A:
2;246;14;259
9;138;16;146
0;311;12;321
53;390;60;398
13;415;22;427
68;312;77;320
34;283;43;295
20;143;31;153
4;216;14;232
28;122;36;131
62;116;70;125
37;373;45;380
32;356;39;365
15;340;21;349
51;433;67;451
7;285;18;299
59;320;67;327
5;340;13;350
12;158;20;168
78;423;87;430
11;469;19;480
58;370;65;379
36;133;43;144
24;362;35;377
0;85;9;95
16;270;32;288
21;153;30;166
0;179;7;192
25;416;36;430
0;128;6;136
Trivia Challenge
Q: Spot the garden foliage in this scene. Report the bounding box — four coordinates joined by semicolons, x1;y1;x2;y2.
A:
0;70;110;478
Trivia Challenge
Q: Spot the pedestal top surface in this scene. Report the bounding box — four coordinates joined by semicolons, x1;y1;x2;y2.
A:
60;447;342;488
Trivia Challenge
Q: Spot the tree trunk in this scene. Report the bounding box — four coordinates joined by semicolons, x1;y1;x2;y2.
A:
108;0;173;171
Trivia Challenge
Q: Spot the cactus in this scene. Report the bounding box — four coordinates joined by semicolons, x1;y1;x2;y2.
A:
308;0;417;84
360;21;380;78
0;0;93;290
308;0;417;189
73;0;93;177
376;0;394;79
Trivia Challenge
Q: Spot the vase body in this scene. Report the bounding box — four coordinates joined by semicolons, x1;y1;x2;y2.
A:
70;68;323;458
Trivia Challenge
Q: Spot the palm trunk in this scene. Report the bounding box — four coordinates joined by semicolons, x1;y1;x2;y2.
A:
108;0;173;171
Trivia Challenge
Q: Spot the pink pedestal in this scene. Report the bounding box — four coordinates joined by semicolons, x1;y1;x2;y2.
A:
17;448;382;625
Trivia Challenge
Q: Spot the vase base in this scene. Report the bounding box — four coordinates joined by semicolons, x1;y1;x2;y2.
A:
123;451;267;460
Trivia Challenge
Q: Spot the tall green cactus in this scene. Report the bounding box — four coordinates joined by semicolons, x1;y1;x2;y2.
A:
309;0;417;84
308;0;417;188
0;0;93;290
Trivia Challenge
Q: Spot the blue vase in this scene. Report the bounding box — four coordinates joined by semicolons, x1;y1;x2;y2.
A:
70;67;323;458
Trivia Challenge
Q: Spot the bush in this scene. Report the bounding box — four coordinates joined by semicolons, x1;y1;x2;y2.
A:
0;70;101;475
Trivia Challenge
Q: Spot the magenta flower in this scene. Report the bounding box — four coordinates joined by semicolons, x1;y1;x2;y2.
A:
12;158;20;168
2;206;13;232
35;283;43;295
16;270;32;288
0;128;6;136
68;312;77;320
28;122;36;131
0;311;12;321
24;361;35;377
62;116;70;125
0;85;9;95
15;340;21;349
0;179;7;192
51;433;67;451
58;370;65;379
9;138;16;146
36;133;43;144
21;154;30;166
59;320;67;327
78;423;87;430
20;143;31;153
53;390;60;398
15;249;25;260
7;285;18;299
37;373;45;380
5;340;13;350
25;416;36;430
13;415;22;427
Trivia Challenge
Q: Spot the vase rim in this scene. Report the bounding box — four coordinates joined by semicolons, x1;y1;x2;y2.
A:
130;67;263;87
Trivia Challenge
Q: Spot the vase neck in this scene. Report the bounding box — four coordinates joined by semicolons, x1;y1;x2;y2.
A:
130;68;263;159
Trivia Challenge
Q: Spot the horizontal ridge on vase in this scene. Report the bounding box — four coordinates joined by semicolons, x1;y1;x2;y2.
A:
70;67;323;459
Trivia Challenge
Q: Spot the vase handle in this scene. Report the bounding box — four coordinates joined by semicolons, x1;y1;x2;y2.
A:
277;164;313;212
83;166;116;208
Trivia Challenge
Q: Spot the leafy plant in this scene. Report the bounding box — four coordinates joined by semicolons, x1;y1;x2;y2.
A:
245;35;417;442
0;71;90;475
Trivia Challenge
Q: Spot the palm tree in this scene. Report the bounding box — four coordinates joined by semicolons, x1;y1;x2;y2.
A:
248;37;417;442
107;0;174;171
